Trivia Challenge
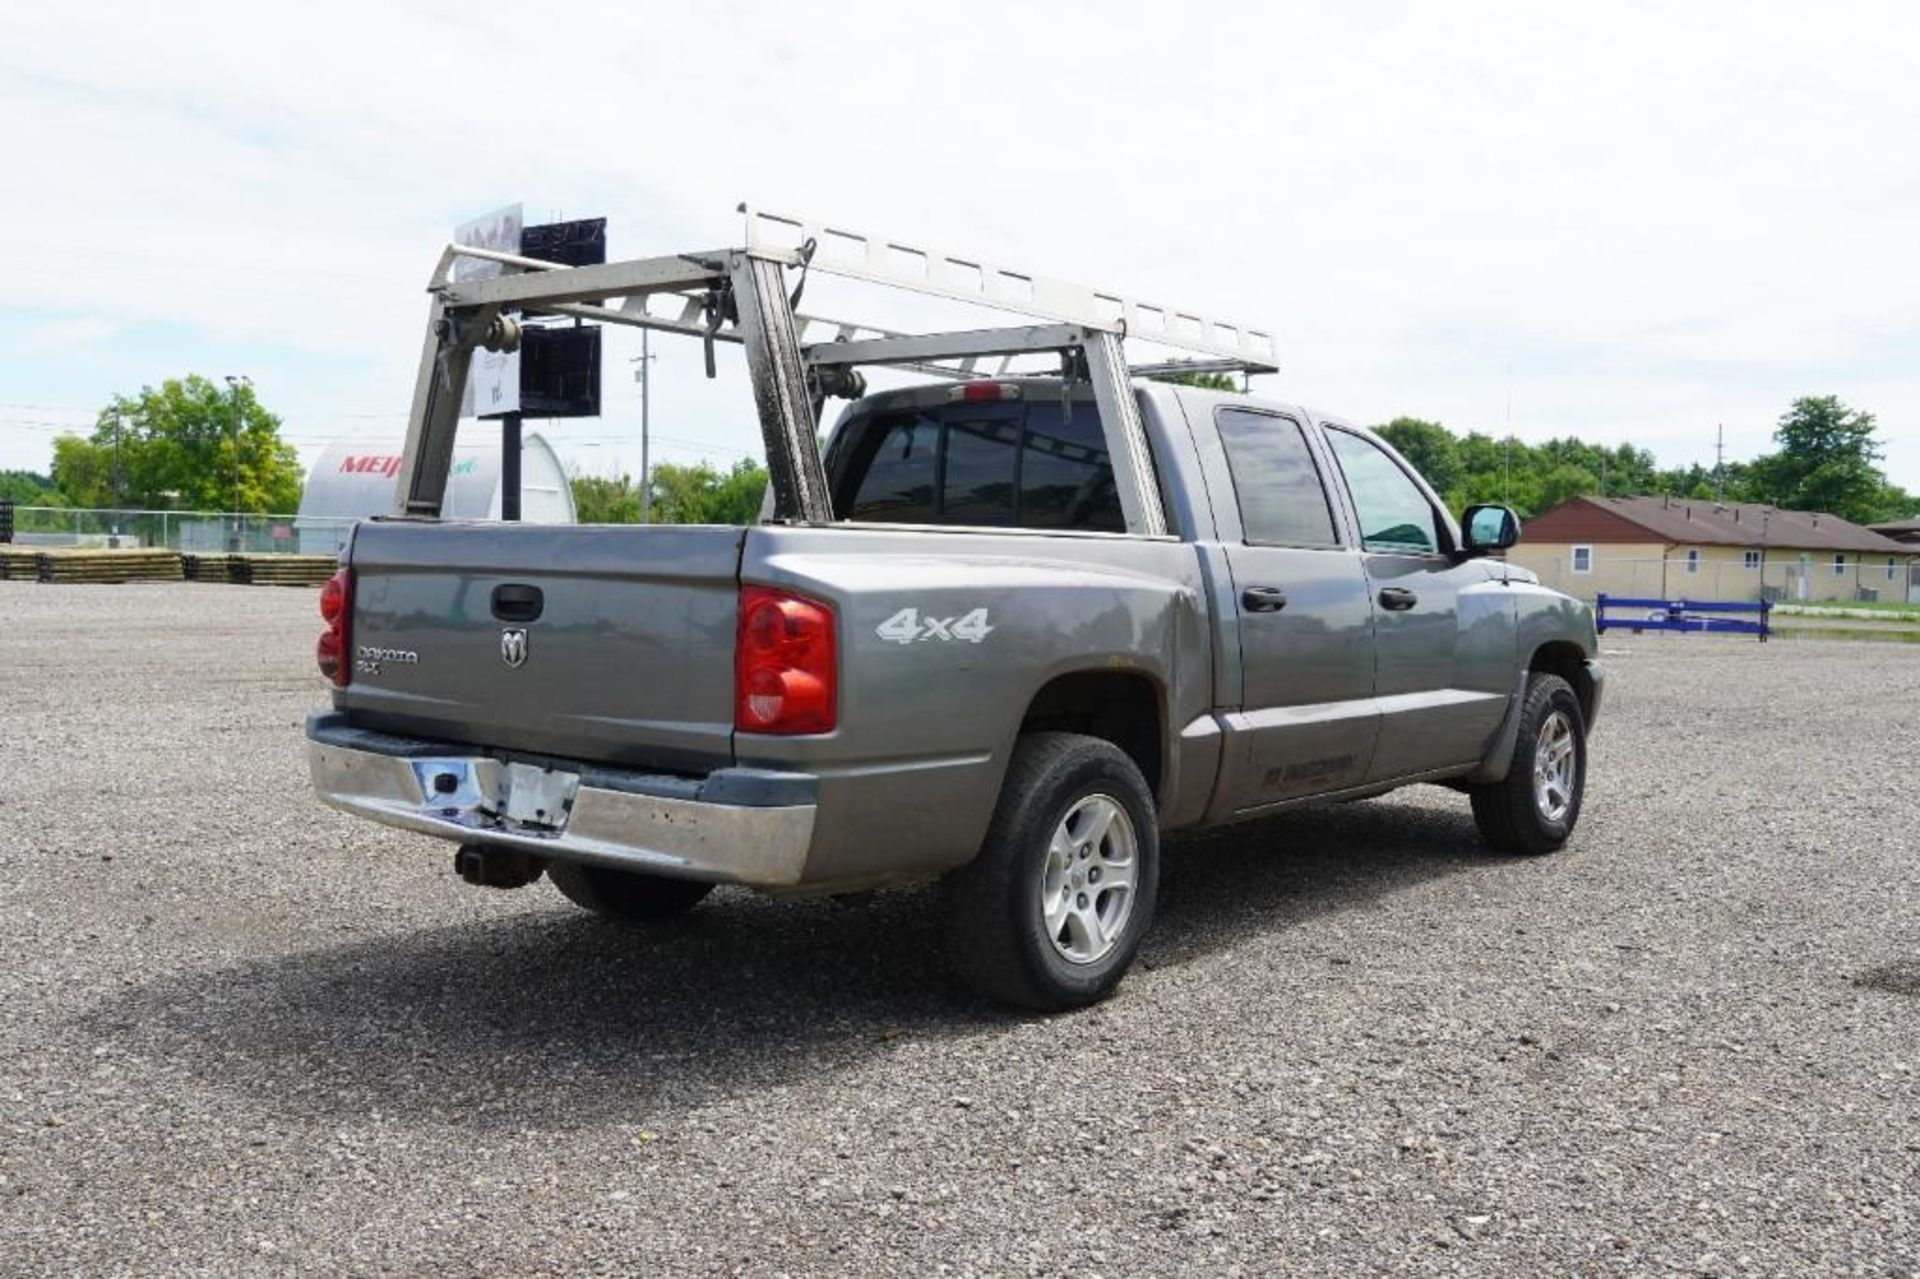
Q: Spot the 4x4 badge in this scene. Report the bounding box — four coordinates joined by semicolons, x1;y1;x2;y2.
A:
500;628;529;668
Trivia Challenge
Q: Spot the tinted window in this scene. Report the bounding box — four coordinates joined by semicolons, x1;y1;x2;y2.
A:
1020;402;1125;532
1215;408;1338;546
941;416;1020;525
834;398;1126;532
1326;429;1440;554
844;413;937;523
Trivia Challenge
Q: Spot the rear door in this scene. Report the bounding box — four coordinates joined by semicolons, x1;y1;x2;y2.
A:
1319;424;1511;780
1204;406;1379;810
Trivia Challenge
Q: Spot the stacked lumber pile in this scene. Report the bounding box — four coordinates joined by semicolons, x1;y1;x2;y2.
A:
0;547;40;581
18;548;185;584
1;548;332;586
229;554;337;587
180;553;238;582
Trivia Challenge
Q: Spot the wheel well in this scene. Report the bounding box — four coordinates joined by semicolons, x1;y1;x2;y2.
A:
1530;641;1595;723
1018;671;1163;803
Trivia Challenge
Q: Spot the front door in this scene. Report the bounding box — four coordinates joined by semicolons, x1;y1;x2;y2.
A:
1207;407;1379;811
1320;426;1513;781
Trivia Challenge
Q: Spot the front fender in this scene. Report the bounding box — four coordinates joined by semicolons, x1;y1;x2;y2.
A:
1466;583;1600;783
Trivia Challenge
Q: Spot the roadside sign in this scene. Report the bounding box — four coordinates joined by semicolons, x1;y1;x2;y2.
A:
452;204;522;282
456;203;523;417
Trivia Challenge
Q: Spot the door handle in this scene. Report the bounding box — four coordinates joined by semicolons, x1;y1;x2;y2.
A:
1378;586;1418;611
1241;585;1288;613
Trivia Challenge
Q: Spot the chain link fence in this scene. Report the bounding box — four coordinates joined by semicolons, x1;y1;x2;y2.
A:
0;506;355;555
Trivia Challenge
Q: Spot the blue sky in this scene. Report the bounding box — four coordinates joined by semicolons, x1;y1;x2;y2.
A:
3;1;1916;497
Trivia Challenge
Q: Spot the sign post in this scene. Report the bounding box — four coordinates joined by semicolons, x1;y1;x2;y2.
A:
501;413;522;521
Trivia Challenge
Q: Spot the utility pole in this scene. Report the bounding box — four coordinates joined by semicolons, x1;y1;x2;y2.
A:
223;375;250;551
1713;423;1726;502
1503;361;1513;504
112;411;125;506
110;410;125;548
633;328;655;524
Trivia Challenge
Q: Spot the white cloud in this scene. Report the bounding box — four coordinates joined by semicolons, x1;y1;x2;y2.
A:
1;0;1916;488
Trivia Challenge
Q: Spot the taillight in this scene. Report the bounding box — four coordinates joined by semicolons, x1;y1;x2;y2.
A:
734;585;835;735
317;568;352;687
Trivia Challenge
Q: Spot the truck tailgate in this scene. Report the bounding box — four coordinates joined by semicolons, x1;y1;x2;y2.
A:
338;521;743;773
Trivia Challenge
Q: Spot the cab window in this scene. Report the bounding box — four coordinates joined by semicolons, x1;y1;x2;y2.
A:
831;399;1124;532
1325;429;1443;554
1214;408;1339;546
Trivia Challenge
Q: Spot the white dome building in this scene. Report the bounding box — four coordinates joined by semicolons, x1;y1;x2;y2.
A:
295;429;576;554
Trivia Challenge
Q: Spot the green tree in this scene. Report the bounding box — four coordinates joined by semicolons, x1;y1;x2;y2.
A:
1738;396;1886;522
569;458;770;525
0;470;66;506
651;458;769;524
50;376;303;511
1375;418;1462;496
1535;462;1601;511
1870;480;1920;522
569;471;643;523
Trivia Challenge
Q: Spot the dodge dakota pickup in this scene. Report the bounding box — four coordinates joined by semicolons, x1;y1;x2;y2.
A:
306;213;1602;1009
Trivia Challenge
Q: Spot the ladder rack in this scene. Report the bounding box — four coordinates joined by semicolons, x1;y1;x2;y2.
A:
401;205;1280;531
740;204;1279;375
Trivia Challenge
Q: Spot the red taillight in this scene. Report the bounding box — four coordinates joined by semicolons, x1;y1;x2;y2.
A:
317;568;352;687
734;585;835;735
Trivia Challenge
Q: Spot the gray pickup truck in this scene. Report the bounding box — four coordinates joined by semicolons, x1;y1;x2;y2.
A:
306;225;1602;1009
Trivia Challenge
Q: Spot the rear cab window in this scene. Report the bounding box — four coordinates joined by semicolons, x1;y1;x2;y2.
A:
829;397;1125;532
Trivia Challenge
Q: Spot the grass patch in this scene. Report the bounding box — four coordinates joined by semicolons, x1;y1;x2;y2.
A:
1774;600;1920;619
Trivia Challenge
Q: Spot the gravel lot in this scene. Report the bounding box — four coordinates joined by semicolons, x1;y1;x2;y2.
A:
2;582;1916;1275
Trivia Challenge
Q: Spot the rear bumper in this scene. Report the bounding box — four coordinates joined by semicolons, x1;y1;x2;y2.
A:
304;712;817;887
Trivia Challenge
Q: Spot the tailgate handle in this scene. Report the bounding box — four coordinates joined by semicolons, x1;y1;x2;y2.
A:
491;584;545;623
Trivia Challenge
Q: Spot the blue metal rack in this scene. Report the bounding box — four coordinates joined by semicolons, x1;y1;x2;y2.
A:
1595;594;1771;640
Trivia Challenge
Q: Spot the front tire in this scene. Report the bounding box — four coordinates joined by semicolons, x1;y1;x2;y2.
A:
1469;673;1587;855
942;733;1160;1011
547;861;715;920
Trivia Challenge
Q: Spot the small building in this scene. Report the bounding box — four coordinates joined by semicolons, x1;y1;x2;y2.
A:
1869;519;1920;601
1868;518;1920;548
295;430;576;555
1508;495;1919;604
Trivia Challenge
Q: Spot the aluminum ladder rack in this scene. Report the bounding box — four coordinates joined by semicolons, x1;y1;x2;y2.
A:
395;204;1281;535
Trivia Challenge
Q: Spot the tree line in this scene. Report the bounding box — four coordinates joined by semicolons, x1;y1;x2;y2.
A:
5;378;1912;530
8;375;304;512
569;459;770;526
1377;395;1913;525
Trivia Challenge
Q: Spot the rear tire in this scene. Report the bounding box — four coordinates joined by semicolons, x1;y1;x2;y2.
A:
547;861;715;920
1469;673;1587;855
941;732;1160;1012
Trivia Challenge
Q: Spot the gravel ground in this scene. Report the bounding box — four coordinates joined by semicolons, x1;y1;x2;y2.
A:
2;581;1915;1276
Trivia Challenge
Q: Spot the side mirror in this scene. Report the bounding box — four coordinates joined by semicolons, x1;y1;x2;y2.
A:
1462;504;1520;555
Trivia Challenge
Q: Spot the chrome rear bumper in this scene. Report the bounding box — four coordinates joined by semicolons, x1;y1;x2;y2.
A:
305;713;816;887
